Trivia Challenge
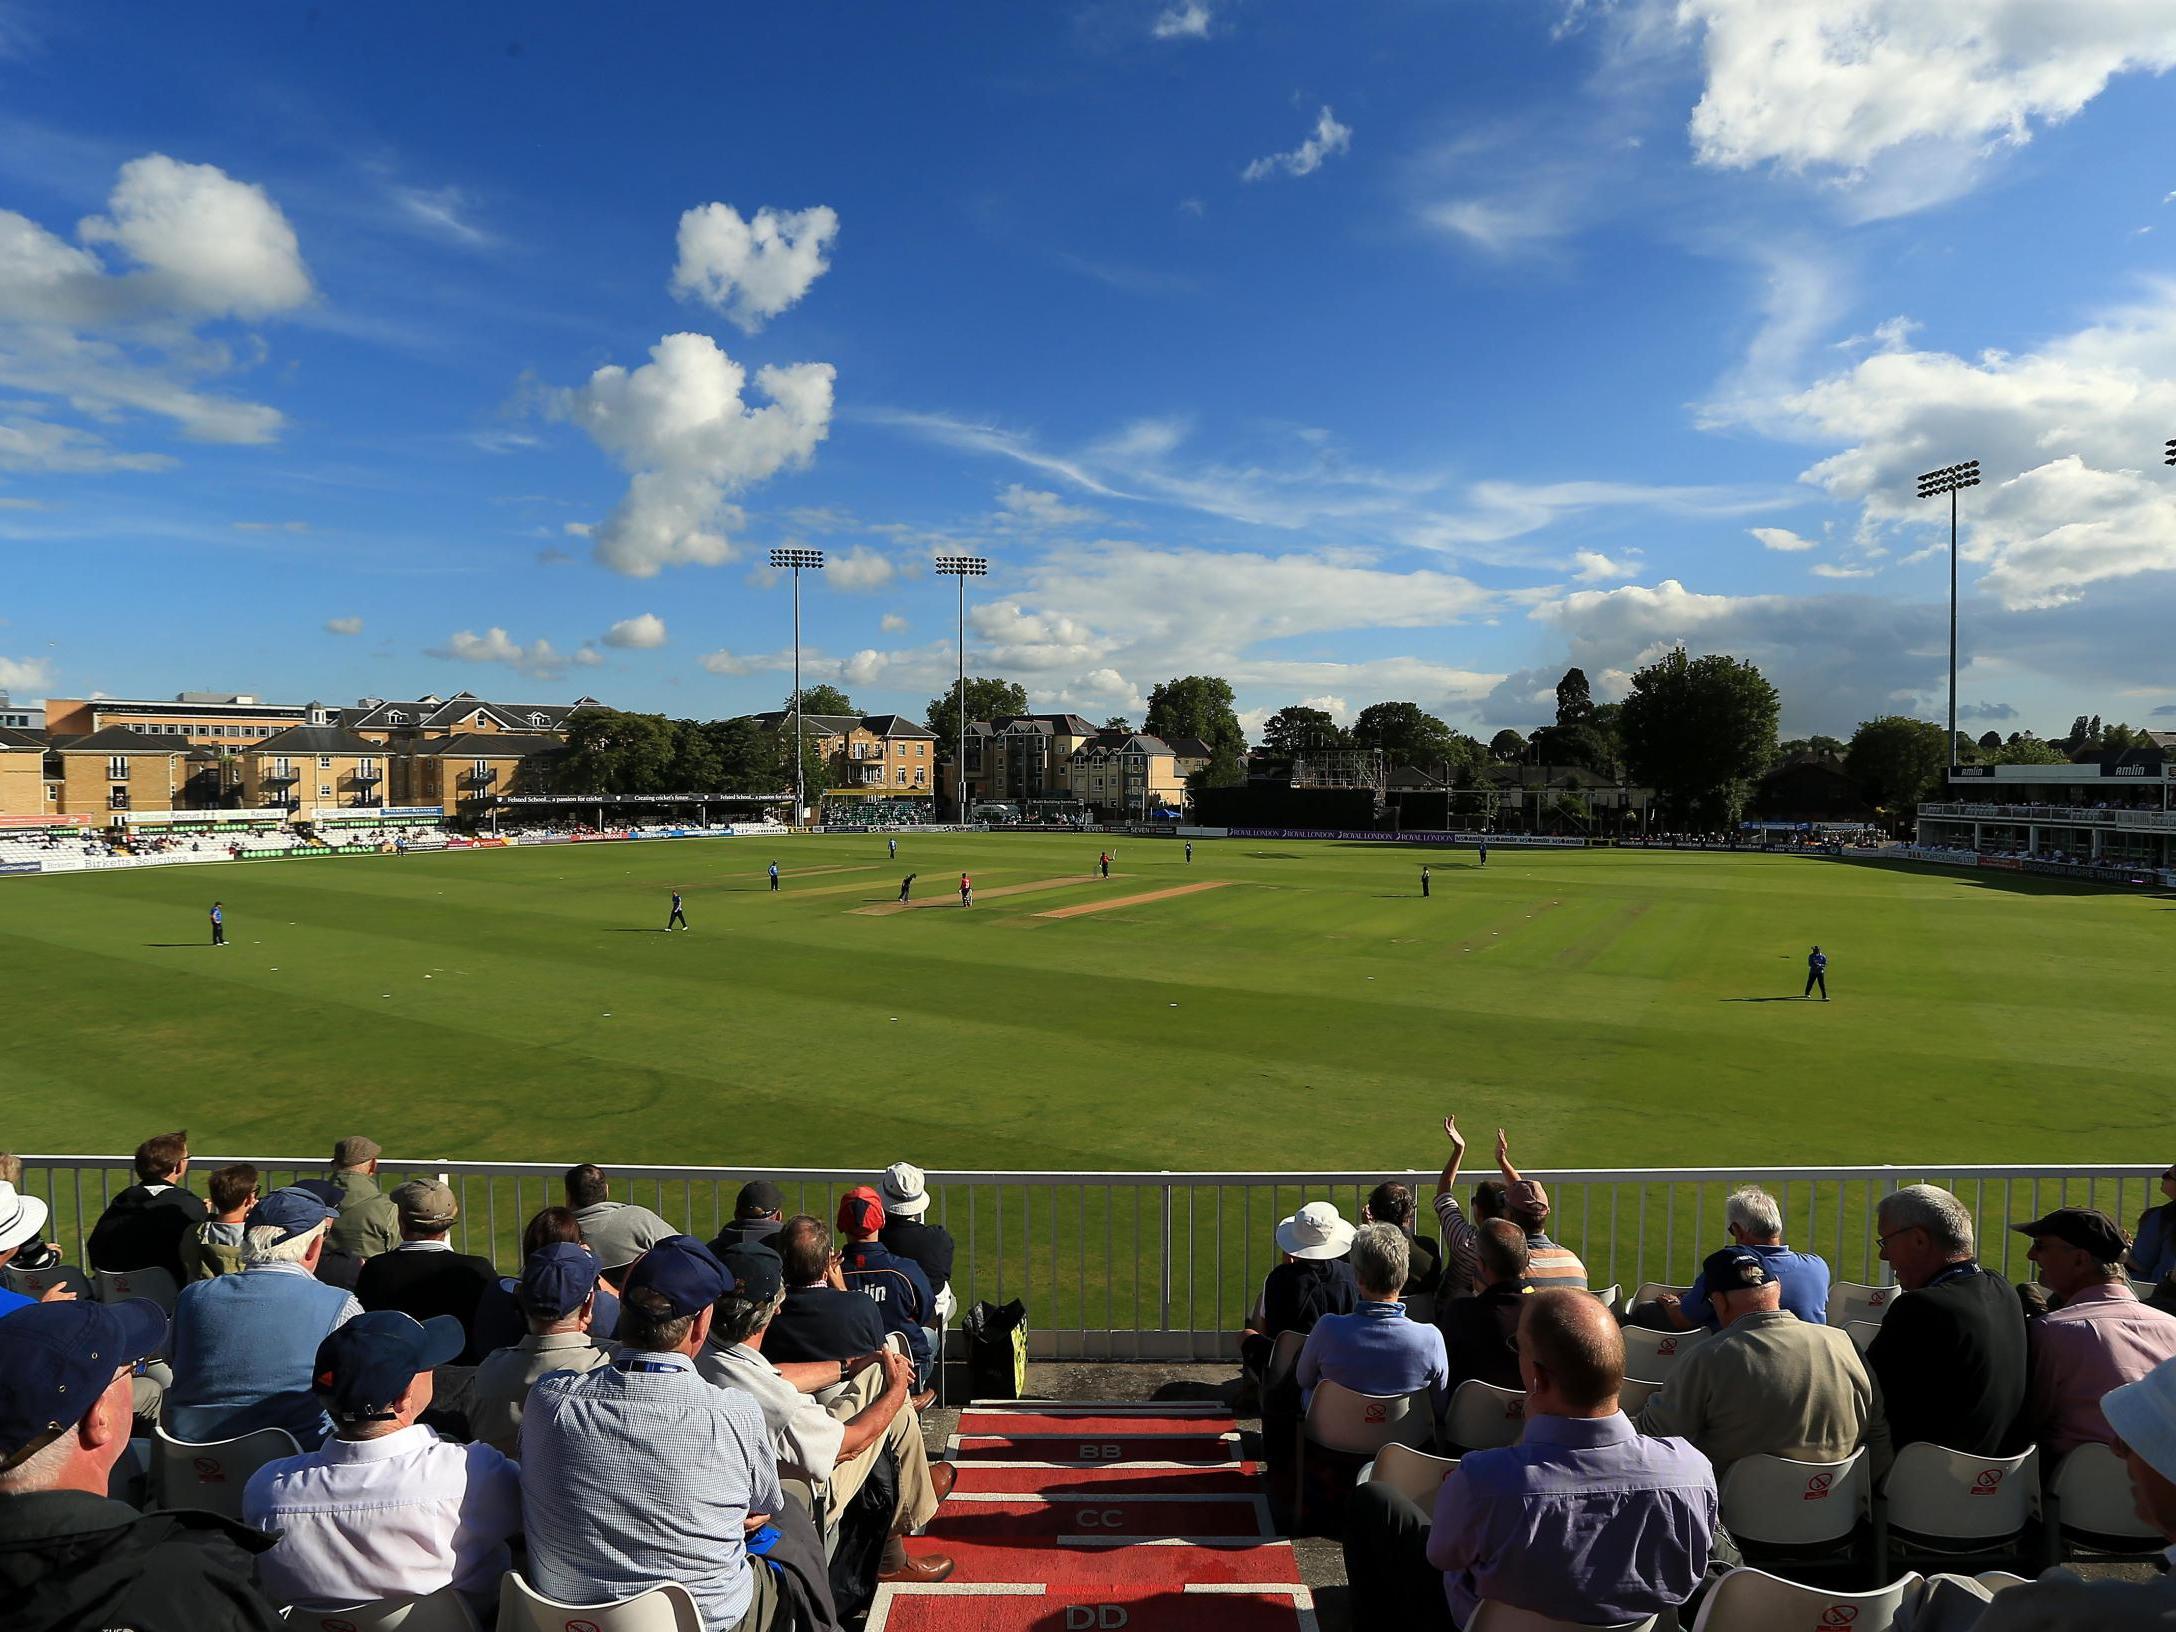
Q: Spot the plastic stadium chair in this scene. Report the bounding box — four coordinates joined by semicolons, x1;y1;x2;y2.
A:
282;1588;482;1630
1259;1327;1306;1396
1630;1281;1694;1310
1444;1380;1527;1453
1468;1604;1657;1631
1973;1572;2030;1592
1875;1443;2040;1577
1589;1283;1622;1310
1357;1442;1461;1507
1615;1377;1663;1417
1846;1320;1883;1355
1297;1379;1437;1530
1717;1448;1871;1552
150;1424;300;1521
2048;1441;2162;1558
498;1574;703;1632
3;1261;91;1301
1619;1324;1709;1383
1688;1567;1923;1632
1827;1282;1901;1328
93;1264;181;1314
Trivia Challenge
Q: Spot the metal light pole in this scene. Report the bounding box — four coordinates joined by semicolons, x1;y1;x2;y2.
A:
770;546;825;824
1915;460;1980;770
934;554;988;822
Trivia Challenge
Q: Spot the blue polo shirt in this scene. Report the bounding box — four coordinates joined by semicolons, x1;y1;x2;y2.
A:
1295;1298;1450;1409
1677;1244;1831;1328
0;1285;35;1319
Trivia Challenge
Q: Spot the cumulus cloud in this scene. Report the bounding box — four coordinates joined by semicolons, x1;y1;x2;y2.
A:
1571;548;1642;582
428;626;571;680
0;655;52;692
601;612;668;649
880;612;910;633
553;331;835;578
1959;700;2019;720
1751;526;1819;552
1242;106;1352;182
1152;1;1213;40
826;545;895;592
671;203;839;333
698;647;798;677
995;484;1100;530
324;616;364;636
74;154;313;318
0;416;172;472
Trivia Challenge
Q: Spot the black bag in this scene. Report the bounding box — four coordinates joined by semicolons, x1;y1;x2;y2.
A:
963;1298;1029;1399
826;1442;898;1623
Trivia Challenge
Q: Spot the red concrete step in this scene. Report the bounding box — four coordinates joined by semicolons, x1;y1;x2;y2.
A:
951;1434;1238;1466
951;1464;1261;1498
894;1534;1300;1589
960;1413;1238;1438
924;1495;1269;1545
870;1583;1315;1632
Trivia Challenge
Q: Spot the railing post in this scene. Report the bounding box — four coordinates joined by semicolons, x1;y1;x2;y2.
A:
1159;1178;1174;1337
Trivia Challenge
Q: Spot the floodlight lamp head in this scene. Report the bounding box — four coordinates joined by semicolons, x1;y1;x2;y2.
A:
769;547;825;570
2166;437;2176;467
934;554;990;577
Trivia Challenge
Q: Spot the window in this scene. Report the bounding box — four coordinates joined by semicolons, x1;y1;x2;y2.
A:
915;767;926;786
917;742;927;756
318;784;331;798
473;759;490;779
388;711;408;724
530;712;548;727
896;767;907;785
318;755;332;769
105;755;128;779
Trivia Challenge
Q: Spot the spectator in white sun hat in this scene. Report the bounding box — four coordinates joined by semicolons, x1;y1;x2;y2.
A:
1240;1200;1359;1381
0;1180;58;1316
878;1162;956;1311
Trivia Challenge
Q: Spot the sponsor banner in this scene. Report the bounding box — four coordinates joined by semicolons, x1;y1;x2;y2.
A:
1225;827;1585;847
521;833;573;846
239;846;341;860
444;836;512;850
0;860;40;875
1977;855;2023;872
2021;857;2162;885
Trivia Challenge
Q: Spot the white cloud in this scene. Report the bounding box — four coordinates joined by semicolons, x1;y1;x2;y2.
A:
553;331;835;578
1751;526;1819;552
826;544;895;592
996;484;1100;530
698;647;798;677
1810;561;1878;579
880;612;910;633
1572;548;1642;583
573;645;603;667
1420;198;1567;255
0;654;52;692
1242;106;1352;182
0;415;172;472
428;626;570;680
1152;1;1212;40
324;616;364;636
601;612;668;649
75;154;312;317
842;648;890;687
391;184;491;247
670;203;839;334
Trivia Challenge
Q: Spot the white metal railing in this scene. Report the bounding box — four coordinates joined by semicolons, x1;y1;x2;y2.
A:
20;1157;2160;1361
1922;801;2176;829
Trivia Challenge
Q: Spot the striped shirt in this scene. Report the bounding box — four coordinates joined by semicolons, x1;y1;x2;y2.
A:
1522;1234;1589;1290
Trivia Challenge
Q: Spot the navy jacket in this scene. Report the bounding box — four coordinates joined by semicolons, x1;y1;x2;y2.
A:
766;1283;888;1366
840;1238;936;1380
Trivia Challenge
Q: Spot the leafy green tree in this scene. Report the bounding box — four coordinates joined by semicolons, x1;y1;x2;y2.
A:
1528;721;1617;776
671;719;727;791
1353;701;1459;768
1777;735;1848;764
1487;728;1528;763
1976;730;2004;752
925;677;1029;746
792;683;857;718
1617;647;1782;827
1555;667;1595;725
1145;676;1246;787
1993;736;2069;766
1844;715;1949;812
1262;705;1345;756
557;709;677;794
1102;715;1131;732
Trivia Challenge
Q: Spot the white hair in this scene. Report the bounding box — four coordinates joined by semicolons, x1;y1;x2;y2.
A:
1879;1184;1975;1256
243;1220;327;1266
1726;1186;1783;1241
0;1427;76;1494
1350;1222;1410;1299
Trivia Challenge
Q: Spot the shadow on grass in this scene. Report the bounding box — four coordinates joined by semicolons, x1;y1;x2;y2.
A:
603;927;672;933
1721;996;1809;1004
142;943;213;949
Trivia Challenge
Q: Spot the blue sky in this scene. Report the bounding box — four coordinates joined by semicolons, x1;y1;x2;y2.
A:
6;1;2176;739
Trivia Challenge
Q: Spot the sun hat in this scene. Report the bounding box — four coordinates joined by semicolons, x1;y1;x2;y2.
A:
1275;1200;1356;1261
0;1181;49;1255
2103;1353;2176;1488
880;1162;930;1218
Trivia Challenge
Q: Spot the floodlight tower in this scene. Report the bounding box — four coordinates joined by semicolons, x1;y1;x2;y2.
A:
2164;438;2176;468
770;546;825;823
934;555;988;822
1915;460;1980;770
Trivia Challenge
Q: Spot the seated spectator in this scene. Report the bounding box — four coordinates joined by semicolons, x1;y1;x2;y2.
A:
522;1236;787;1631
1439;1219;1532;1393
765;1214;888;1369
697;1241;957;1583
1343;1290;1717;1631
0;1180;64;1317
0;1299;283;1631
1635;1246;1890;1481
468;1243;613;1458
1363;1180;1441;1301
2014;1206;2176;1459
243;1311;519;1615
836;1186;936;1390
1296;1222;1449;1410
878;1162;957;1308
166;1187;363;1449
1866;1184;2026;1455
319;1137;400;1289
354;1181;497;1364
85;1128;203;1285
2129;1163;2176;1286
1432;1113;1514;1302
181;1164;258;1284
709;1179;788;1255
1495;1131;1588;1289
468;1205;623;1357
563;1162;677;1276
1240;1201;1359;1380
1628;1184;1832;1330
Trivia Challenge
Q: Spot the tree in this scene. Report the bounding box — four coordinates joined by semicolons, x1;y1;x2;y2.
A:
670;718;727;792
1353;701;1459;769
1145;676;1246;787
792;684;857;718
1843;715;1949;813
1528;721;1617;776
1487;729;1528;763
1993;736;2069;766
1555;667;1595;726
924;677;1029;747
1262;705;1345;756
1977;730;2004;752
557;708;677;794
1616;648;1781;827
1777;735;1847;764
1102;715;1131;732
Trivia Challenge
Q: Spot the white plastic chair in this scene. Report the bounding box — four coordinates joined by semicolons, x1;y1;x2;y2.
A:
1445;1379;1527;1452
1973;1572;2030;1592
4;1262;91;1301
1689;1567;1923;1632
1846;1320;1882;1355
1589;1283;1622;1309
150;1424;300;1521
1877;1443;2041;1576
1259;1327;1305;1395
2049;1441;2161;1554
1827;1281;1900;1328
1297;1378;1436;1529
282;1587;482;1630
1619;1324;1709;1383
497;1573;703;1632
93;1264;181;1314
1717;1448;1871;1551
1615;1377;1663;1416
1357;1441;1461;1507
1468;1604;1658;1631
1630;1281;1694;1311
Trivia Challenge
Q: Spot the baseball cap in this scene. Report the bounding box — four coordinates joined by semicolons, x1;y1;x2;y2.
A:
519;1241;602;1318
837;1185;886;1238
2104;1352;2176;1487
623;1234;734;1318
1508;1179;1552;1229
1702;1246;1772;1294
2010;1207;2129;1262
246;1185;338;1242
0;1299;168;1465
720;1241;784;1304
0;1180;49;1255
313;1310;465;1425
735;1179;786;1219
331;1135;382;1168
880;1162;930;1218
288;1178;346;1208
390;1178;459;1230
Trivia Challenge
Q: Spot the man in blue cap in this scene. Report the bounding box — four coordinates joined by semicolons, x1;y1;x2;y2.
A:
0;1299;283;1630
522;1234;787;1632
166;1185;362;1450
468;1241;613;1457
243;1311;520;1615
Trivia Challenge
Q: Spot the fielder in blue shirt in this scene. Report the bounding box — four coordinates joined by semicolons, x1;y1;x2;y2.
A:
767;861;780;893
1804;944;1828;1000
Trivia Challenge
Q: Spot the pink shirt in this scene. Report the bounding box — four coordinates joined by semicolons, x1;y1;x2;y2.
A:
2029;1282;2176;1458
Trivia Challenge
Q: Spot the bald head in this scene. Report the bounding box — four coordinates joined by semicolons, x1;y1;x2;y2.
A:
1518;1289;1623;1417
1477;1217;1530;1287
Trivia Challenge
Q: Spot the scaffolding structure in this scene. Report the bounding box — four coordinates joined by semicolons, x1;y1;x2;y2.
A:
1290;747;1388;810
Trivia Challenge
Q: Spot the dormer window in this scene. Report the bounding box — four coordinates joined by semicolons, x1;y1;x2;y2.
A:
530;713;548;727
388;711;408;724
